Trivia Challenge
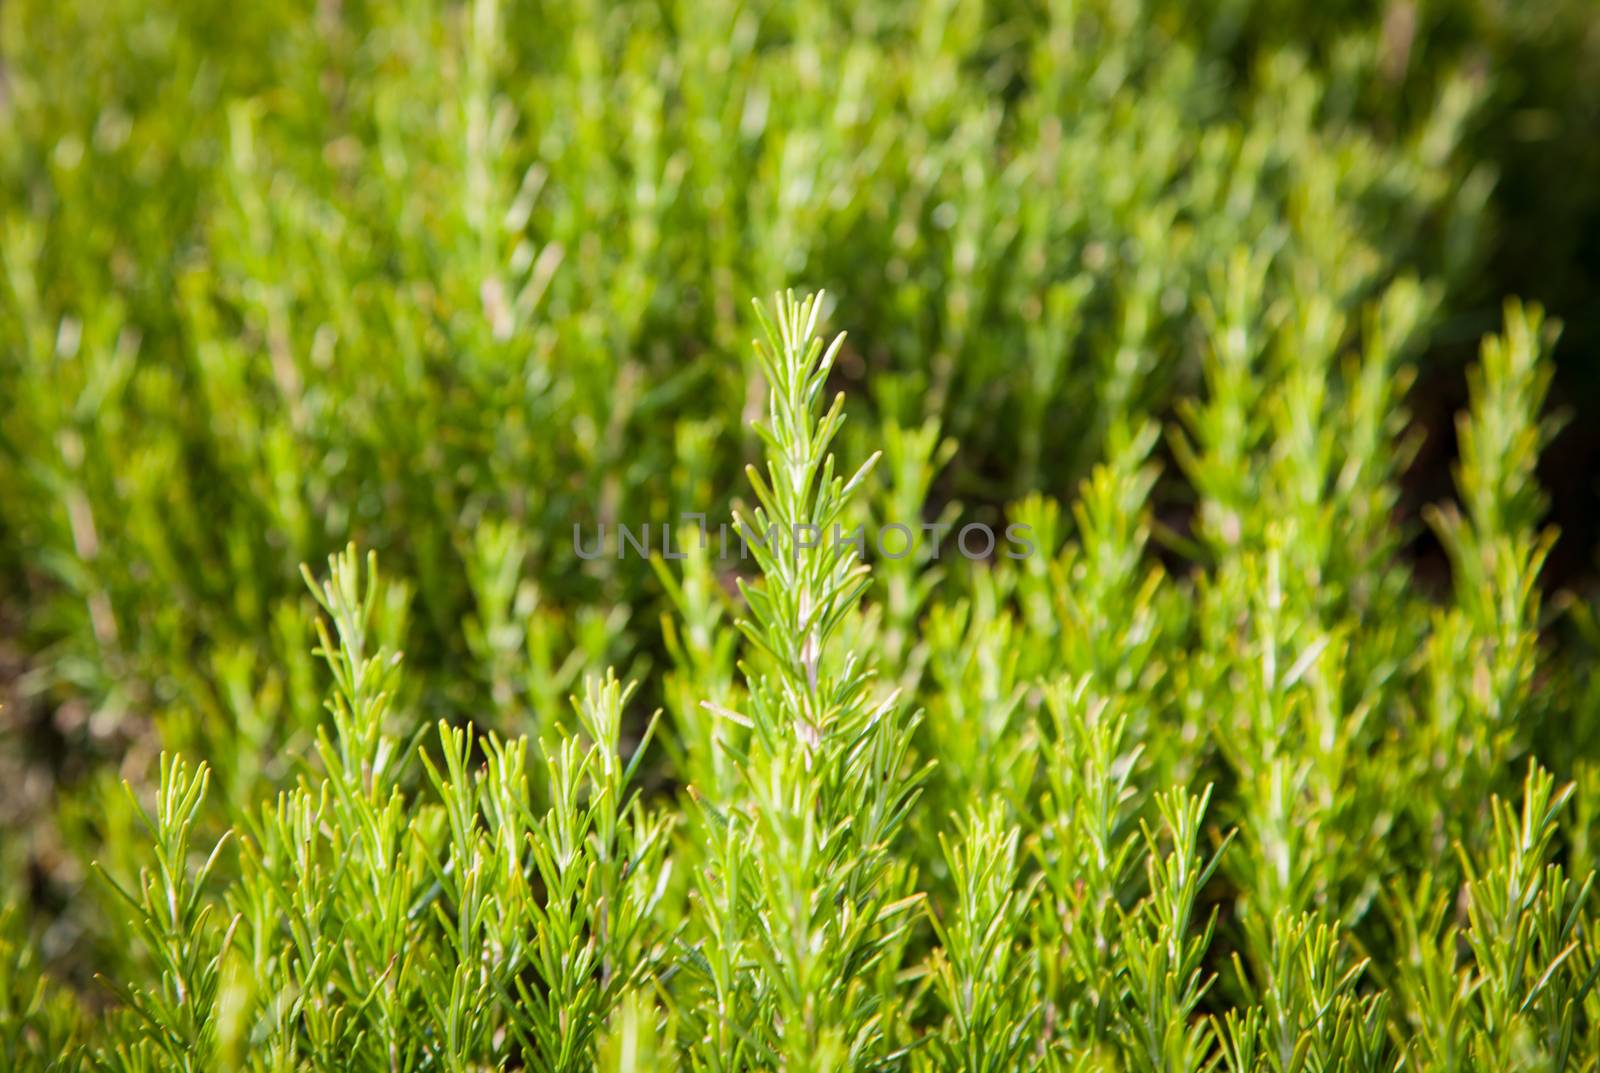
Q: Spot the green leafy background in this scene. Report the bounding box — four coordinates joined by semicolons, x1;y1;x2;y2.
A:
2;0;1600;1068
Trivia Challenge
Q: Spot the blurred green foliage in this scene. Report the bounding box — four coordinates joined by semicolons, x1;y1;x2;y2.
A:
2;0;1600;1068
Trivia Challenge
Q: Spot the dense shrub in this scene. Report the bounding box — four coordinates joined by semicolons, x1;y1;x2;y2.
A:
2;0;1599;1069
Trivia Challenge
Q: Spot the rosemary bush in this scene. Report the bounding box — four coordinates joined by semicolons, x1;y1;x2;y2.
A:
4;285;1596;1068
4;0;1600;1070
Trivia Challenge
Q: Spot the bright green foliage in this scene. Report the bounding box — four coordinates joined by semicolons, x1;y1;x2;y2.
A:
3;287;1595;1070
0;0;1500;827
65;549;673;1070
677;293;928;1073
926;801;1039;1073
4;1;1600;1071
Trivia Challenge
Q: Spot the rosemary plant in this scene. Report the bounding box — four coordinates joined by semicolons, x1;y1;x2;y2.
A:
0;287;1590;1072
3;1;1600;1068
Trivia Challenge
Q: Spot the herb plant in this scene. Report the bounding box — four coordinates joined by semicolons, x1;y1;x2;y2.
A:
4;2;1600;1071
